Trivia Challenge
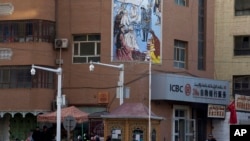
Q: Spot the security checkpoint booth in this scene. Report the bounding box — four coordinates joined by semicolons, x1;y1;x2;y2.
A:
102;103;164;141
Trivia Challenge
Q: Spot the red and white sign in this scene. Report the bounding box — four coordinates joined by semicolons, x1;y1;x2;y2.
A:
235;94;250;112
207;104;226;118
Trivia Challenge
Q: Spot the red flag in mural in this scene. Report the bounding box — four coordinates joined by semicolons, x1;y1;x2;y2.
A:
227;100;237;124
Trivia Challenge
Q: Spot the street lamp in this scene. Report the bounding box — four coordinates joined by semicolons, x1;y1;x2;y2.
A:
147;57;152;141
31;64;62;141
89;61;124;105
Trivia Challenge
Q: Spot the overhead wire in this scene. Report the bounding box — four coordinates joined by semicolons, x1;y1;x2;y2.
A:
7;46;250;64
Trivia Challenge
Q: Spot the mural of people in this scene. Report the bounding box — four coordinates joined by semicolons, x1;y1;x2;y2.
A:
115;24;133;61
120;10;130;30
147;29;160;64
141;4;152;42
129;5;140;24
113;0;162;63
153;0;161;25
124;25;140;51
114;11;124;36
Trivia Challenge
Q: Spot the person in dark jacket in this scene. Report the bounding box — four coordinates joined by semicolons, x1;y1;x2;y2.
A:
41;125;53;141
32;127;41;141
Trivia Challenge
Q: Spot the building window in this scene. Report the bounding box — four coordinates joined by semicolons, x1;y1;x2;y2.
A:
0;66;54;89
175;0;188;6
111;128;122;141
132;128;143;141
234;36;250;55
233;75;250;96
0;20;55;43
151;129;156;141
173;106;195;141
73;34;101;63
0;48;12;59
235;0;250;16
174;40;187;69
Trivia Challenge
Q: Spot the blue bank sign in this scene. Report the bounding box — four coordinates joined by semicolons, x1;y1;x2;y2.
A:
151;73;230;105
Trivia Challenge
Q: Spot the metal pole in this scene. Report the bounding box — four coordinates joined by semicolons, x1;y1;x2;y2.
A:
119;64;124;105
91;61;122;69
56;70;62;141
31;65;62;141
148;60;152;141
90;61;124;105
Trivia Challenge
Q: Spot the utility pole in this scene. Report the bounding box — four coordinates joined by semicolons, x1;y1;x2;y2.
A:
31;65;62;141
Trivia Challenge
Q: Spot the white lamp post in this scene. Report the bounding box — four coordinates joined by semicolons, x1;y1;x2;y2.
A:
89;61;124;105
148;58;152;141
31;64;62;141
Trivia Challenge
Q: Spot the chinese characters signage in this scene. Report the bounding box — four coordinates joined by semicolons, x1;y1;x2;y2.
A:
235;94;250;112
207;104;226;118
152;73;230;105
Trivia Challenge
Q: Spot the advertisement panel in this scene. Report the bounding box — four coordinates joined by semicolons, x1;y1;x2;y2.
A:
112;0;162;64
207;104;226;118
235;94;250;112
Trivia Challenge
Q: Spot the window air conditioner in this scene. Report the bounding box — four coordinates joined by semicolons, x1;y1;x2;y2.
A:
55;38;68;48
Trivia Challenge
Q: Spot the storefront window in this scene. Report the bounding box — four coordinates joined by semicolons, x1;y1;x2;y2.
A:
173;105;195;141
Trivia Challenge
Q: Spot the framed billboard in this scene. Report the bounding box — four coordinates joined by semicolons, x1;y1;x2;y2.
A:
112;0;162;64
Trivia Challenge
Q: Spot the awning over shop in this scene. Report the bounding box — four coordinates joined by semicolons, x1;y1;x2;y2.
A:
37;106;89;123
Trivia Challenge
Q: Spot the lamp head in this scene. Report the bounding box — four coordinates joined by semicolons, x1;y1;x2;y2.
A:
30;67;36;75
146;56;151;61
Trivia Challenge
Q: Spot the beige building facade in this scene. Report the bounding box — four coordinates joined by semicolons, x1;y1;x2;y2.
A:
0;0;229;141
214;0;250;141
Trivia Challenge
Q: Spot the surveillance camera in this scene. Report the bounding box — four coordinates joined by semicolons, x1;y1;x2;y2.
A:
30;68;36;75
89;64;95;72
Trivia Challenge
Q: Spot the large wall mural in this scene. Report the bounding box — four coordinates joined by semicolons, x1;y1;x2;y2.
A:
112;0;162;64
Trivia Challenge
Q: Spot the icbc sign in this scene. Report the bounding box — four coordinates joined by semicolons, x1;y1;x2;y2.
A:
170;84;191;96
170;84;183;92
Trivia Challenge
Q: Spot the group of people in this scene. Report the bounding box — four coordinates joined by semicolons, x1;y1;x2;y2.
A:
26;126;54;141
77;133;91;141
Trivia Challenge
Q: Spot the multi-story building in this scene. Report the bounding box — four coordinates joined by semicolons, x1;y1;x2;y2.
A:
0;0;229;141
214;0;250;140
